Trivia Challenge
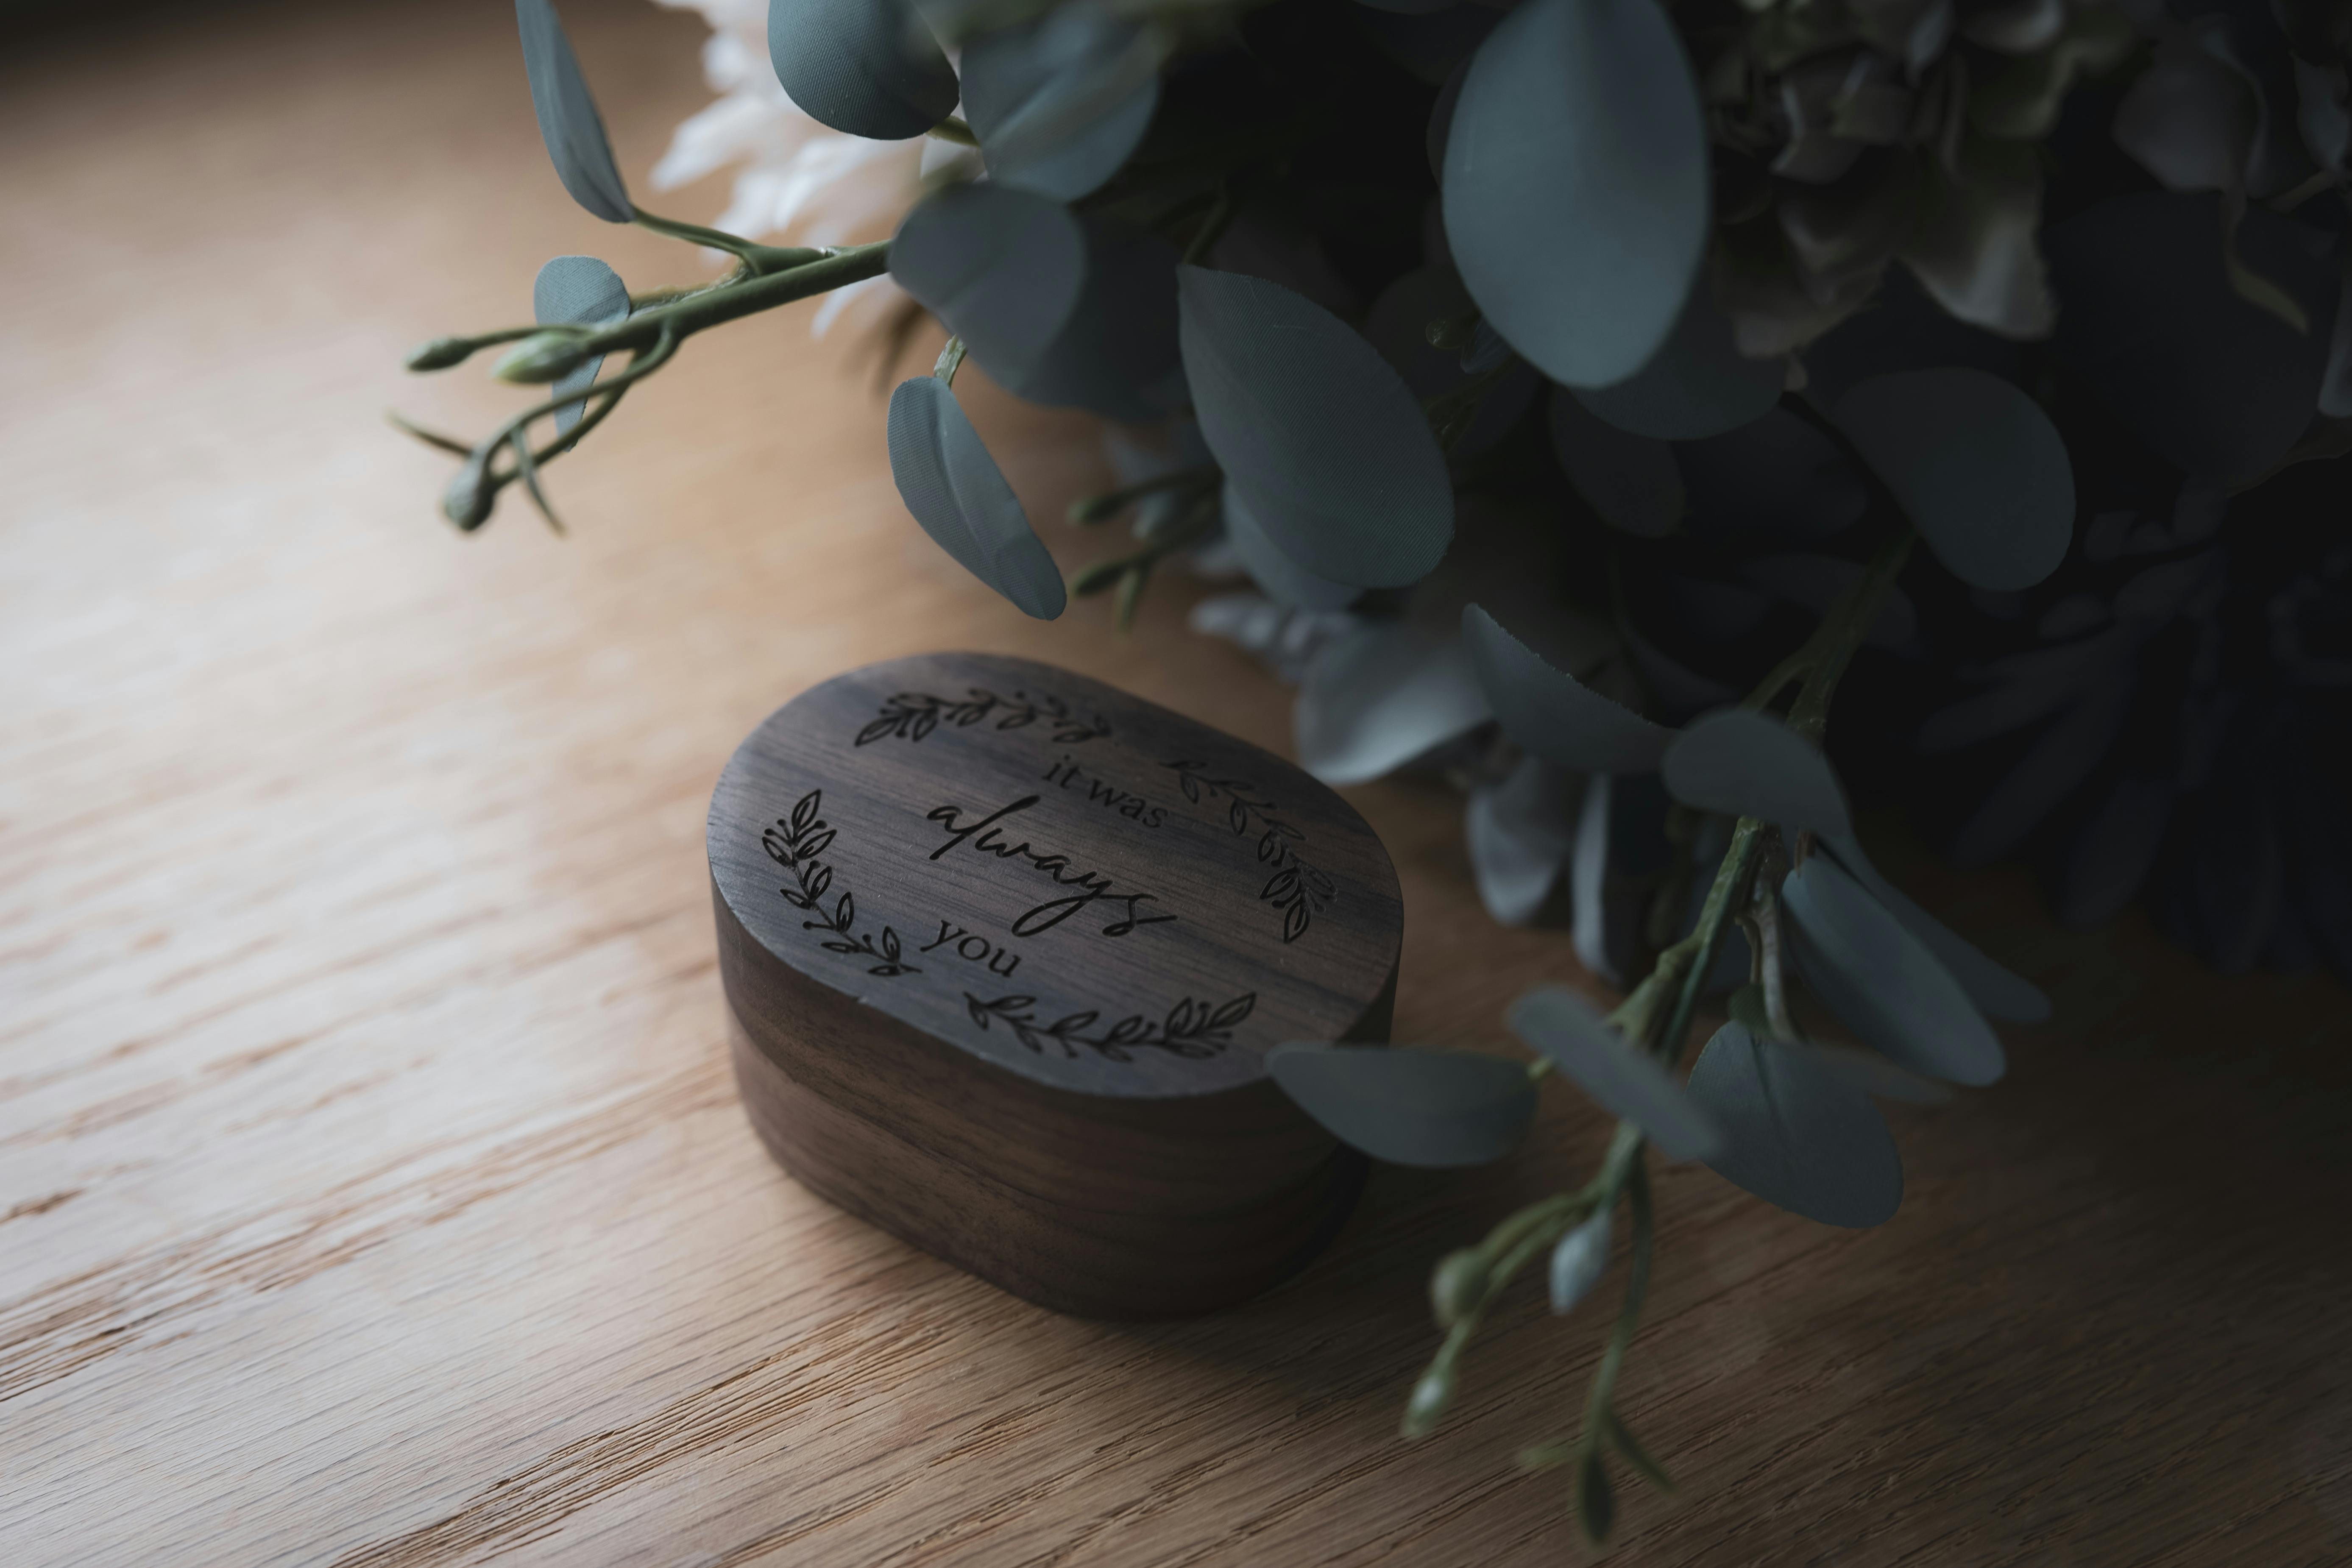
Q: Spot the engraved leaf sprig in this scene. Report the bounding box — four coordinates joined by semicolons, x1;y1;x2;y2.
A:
856;687;1112;747
1165;760;1332;944
763;788;917;978
964;990;1254;1062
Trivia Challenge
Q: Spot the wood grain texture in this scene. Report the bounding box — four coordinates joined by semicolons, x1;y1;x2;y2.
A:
712;652;1396;1316
2;3;2347;1565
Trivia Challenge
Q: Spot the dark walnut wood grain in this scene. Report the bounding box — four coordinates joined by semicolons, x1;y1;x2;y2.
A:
708;652;1402;1316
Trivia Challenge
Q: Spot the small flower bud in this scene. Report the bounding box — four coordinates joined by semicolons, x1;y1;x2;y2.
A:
404;337;476;372
1549;1207;1613;1315
492;331;594;384
1429;1249;1488;1327
442;454;496;532
1402;1362;1456;1439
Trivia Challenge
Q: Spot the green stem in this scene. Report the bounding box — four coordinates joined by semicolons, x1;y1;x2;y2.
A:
1113;565;1148;632
632;211;825;276
1577;1159;1654;1448
1783;531;1914;741
508;429;564;536
1405;508;1927;1532
1638;526;1913;1062
1067;465;1219;526
571;242;892;359
491;327;678;456
1653;817;1767;1072
446;331;675;528
386;411;474;456
934;334;967;386
539;374;632;460
1069;497;1217;595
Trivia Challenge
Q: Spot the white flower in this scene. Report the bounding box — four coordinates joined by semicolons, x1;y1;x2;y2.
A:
649;0;951;333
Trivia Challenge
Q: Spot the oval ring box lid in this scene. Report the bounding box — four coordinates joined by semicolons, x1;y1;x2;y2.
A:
709;652;1403;1318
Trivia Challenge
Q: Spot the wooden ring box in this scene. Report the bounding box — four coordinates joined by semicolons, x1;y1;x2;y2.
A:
709;652;1403;1318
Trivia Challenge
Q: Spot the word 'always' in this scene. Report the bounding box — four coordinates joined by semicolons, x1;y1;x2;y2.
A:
926;794;1176;938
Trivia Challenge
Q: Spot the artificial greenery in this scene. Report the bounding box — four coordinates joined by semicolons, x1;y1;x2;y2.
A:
399;0;2352;1544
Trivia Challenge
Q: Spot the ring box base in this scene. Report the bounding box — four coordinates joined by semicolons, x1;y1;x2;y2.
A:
708;653;1403;1318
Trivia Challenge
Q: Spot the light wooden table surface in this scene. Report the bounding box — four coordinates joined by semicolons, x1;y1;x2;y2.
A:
4;3;2347;1564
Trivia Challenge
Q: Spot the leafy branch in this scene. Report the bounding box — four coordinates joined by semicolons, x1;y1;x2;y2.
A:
855;686;1112;747
1164;760;1334;943
1404;525;1917;1541
761;788;917;978
1068;483;1223;632
964;990;1253;1062
396;242;890;535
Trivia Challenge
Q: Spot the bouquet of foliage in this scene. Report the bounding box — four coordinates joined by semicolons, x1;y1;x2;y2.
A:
399;0;2350;1541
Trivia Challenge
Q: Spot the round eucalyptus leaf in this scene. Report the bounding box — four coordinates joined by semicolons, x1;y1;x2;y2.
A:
1569;772;1673;986
885;376;1066;621
532;255;630;437
1463;604;1675;773
769;0;958;141
1781;856;2006;1086
1266;1043;1536;1168
1467;755;1581;926
532;253;629;328
895;190;1182;420
1945;666;2135;866
1223;482;1359;611
891;185;1087;392
961;6;1159;201
516;0;633;222
1619;618;1740;713
1800;267;2024;409
1832;368;2074;592
1686;1022;1903;1228
1677;408;1867;545
2045;192;2334;485
1547;390;1684;538
1296;621;1489;786
1426;56;1469;180
1441;0;1710;388
1817;833;2050;1023
1661;709;1852;839
1507;986;1722;1161
1573;282;1782;440
1021;216;1185;420
1178;265;1453;588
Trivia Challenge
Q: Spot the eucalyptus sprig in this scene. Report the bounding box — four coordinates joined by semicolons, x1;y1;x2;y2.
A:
1365;526;1913;1544
396;237;889;532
